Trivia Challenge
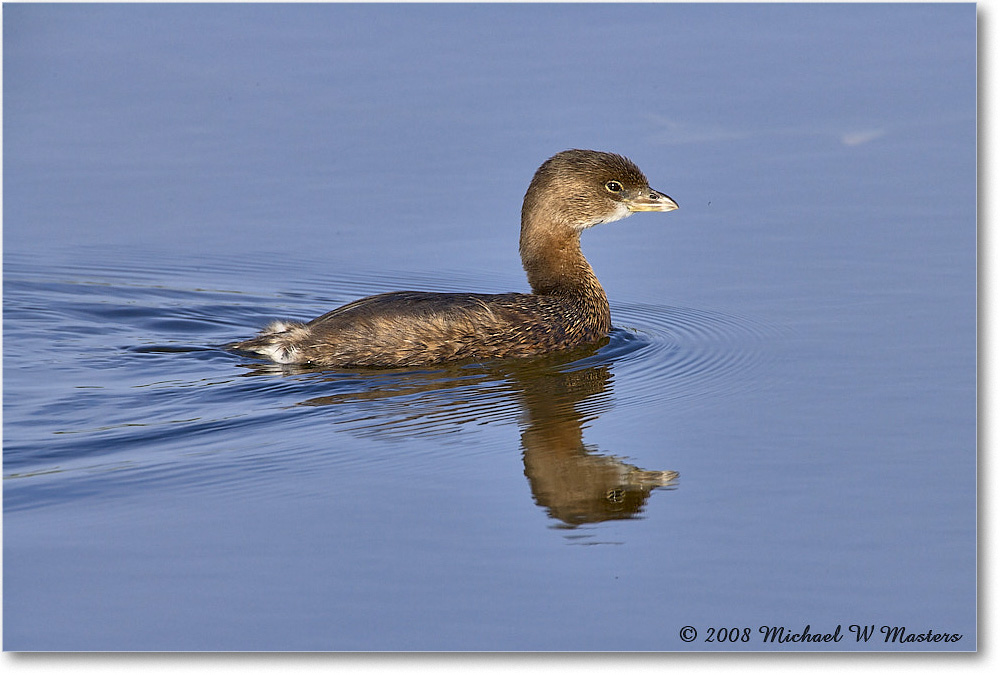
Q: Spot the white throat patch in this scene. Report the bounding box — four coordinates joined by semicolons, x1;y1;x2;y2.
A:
575;202;632;230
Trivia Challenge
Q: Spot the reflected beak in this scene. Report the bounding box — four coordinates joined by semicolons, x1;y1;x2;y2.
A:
625;188;679;212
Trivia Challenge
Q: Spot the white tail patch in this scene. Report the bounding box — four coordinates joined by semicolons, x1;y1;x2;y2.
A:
263;320;296;334
258;342;299;364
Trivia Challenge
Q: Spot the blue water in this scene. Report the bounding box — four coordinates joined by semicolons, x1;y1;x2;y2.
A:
2;3;976;651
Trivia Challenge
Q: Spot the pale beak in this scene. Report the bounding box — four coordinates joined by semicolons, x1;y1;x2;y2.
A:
626;188;679;212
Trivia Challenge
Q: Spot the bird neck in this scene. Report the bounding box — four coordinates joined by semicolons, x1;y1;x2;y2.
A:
519;220;610;328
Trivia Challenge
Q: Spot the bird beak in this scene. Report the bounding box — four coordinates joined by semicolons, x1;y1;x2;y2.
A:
626;188;679;212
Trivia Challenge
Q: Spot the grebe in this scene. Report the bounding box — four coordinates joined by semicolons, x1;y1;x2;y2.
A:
232;149;677;367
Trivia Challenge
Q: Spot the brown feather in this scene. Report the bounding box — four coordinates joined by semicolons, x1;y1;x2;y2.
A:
230;150;673;368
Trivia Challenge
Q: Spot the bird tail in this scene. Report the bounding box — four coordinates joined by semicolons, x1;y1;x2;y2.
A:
227;320;305;364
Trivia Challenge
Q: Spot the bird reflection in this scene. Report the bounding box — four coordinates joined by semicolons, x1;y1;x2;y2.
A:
237;342;677;526
509;355;678;526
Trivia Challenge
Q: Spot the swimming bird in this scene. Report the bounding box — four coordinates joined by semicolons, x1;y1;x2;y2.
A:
231;149;678;368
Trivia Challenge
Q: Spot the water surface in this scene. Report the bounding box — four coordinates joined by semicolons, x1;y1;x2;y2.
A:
2;3;976;651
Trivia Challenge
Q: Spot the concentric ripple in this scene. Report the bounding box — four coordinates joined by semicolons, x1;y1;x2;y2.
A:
600;302;779;411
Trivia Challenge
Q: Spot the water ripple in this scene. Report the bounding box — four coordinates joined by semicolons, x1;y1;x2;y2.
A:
4;252;779;505
606;302;778;410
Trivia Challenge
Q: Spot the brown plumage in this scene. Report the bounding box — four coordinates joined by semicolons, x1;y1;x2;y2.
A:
231;149;678;368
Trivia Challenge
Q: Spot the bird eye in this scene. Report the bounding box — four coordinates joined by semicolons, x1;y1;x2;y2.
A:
605;181;623;193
